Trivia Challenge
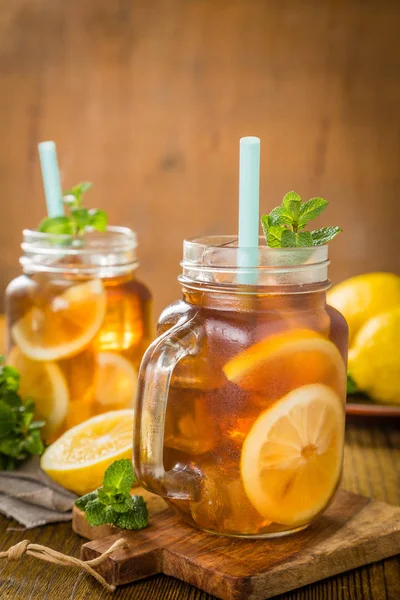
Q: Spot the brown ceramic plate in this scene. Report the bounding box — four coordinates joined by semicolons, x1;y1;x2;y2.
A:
346;394;400;418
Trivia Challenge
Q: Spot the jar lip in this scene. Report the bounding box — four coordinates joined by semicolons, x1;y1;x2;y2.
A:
182;235;328;268
181;235;329;288
184;235;319;250
20;225;138;276
22;225;137;254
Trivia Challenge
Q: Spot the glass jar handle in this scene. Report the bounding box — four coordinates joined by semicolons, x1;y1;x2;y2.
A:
134;318;199;501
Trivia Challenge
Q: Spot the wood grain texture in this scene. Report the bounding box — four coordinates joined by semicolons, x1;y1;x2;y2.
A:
0;0;399;319
73;489;400;600
0;422;399;599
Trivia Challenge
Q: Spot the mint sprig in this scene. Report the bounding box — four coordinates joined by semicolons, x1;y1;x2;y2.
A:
38;182;108;236
75;459;149;530
261;191;341;248
0;357;45;470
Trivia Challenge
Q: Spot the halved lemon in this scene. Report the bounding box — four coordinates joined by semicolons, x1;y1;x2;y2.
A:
241;384;344;527
223;329;346;403
7;346;69;441
41;409;134;495
11;279;107;361
95;352;138;410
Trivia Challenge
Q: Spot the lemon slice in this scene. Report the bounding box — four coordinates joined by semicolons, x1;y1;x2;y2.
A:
7;346;69;441
11;279;107;361
223;329;346;401
241;384;344;527
41;409;134;495
95;352;138;410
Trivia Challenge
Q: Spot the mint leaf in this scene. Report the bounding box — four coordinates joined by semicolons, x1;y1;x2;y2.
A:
111;494;134;514
261;191;341;248
38;216;75;235
268;206;283;226
22;409;34;429
261;215;270;239
296;231;314;247
281;230;313;248
74;182;93;194
278;206;296;226
0;401;17;437
103;459;136;492
282;191;301;207
70;208;89;232
38;180;107;239
76;459;149;531
88;209;108;232
2;390;22;409
298;198;328;228
75;491;98;511
63;182;93;208
0;366;20;394
97;486;112;504
311;226;342;245
104;505;118;524
282;191;302;222
266;225;285;248
0;361;45;468
24;430;44;455
116;497;148;530
85;499;108;526
281;230;297;247
29;420;46;430
0;437;24;457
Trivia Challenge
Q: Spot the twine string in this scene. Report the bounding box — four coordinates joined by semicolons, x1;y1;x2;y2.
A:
0;537;128;592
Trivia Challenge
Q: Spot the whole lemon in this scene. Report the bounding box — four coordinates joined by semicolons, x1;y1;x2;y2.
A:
348;308;400;405
327;272;400;343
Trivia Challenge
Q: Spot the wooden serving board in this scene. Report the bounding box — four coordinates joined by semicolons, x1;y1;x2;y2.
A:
73;488;400;600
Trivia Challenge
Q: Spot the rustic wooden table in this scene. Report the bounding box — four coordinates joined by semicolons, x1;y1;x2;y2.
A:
0;420;399;600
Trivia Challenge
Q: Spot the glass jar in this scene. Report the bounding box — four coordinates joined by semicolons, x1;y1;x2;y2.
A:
6;226;152;441
134;236;348;538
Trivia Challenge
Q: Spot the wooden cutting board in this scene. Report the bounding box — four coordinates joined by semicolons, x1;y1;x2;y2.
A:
73;488;400;600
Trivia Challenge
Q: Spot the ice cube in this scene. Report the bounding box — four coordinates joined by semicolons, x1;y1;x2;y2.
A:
190;463;269;534
164;388;217;455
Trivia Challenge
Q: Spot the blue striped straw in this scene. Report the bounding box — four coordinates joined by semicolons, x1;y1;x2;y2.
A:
238;136;260;284
38;141;64;217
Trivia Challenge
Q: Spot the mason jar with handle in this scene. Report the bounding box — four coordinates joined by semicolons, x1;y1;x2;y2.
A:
134;236;348;538
6;226;152;441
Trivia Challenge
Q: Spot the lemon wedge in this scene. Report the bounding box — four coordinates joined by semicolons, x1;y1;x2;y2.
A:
41;409;134;494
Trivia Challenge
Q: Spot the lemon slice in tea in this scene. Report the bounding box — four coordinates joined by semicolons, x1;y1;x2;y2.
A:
223;329;346;402
12;279;107;361
240;383;344;527
41;409;134;495
7;346;69;441
95;352;138;410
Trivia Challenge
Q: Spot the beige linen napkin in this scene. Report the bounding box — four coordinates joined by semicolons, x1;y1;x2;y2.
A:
0;458;77;528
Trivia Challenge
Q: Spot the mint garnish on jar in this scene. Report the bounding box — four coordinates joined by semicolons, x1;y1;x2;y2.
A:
261;191;342;248
38;182;108;236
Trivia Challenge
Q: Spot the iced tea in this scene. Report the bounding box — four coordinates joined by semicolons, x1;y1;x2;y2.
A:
6;227;152;441
134;238;348;537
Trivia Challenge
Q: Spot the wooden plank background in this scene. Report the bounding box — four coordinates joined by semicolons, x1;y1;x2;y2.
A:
0;0;399;318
